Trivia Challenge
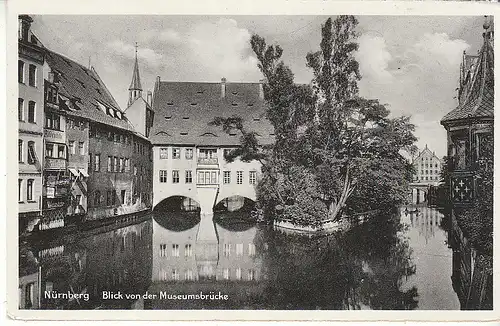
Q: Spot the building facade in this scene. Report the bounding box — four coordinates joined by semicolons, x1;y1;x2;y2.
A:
440;17;494;309
150;77;274;217
412;145;443;186
18;15;45;232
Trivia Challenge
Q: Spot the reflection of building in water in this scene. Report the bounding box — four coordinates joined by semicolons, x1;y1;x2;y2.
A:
408;207;442;244
19;219;152;309
148;214;265;308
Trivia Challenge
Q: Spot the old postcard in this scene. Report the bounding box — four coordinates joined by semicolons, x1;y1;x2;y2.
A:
6;0;500;321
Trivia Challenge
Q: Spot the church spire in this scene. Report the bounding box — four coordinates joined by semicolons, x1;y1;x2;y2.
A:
128;42;142;106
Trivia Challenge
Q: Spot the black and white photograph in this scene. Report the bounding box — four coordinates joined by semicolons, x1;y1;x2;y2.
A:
10;2;496;320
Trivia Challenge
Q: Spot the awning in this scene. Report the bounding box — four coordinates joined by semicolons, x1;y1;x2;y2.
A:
68;168;79;177
79;169;89;178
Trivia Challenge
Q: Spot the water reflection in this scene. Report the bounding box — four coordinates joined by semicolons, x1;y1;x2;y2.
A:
19;207;461;310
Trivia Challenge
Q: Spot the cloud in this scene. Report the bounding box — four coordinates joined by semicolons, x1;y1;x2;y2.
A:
356;34;393;82
107;40;163;67
356;32;470;156
182;18;260;81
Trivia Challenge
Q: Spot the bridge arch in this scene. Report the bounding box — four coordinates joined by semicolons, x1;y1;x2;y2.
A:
214;195;256;213
153;195;201;213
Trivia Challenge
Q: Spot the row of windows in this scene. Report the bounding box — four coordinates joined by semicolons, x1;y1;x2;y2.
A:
18;98;36;123
18;179;35;202
68;141;85;156
159;148;233;160
417;163;439;169
92;189;128;207
89;127;151;158
18;140;37;164
158;170;257;185
107;156;130;173
18;60;37;87
419;170;439;175
66;118;87;130
158;268;256;281
416;176;440;181
158;243;256;258
45;143;66;159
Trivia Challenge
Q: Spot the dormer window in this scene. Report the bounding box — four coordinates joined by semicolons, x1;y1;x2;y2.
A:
95;88;102;95
76;79;86;89
190;103;197;106
231;103;238;106
196;90;204;94
166;102;173;106
116;111;122;119
248;103;254;107
253;117;261;121
229;132;237;136
232;91;238;95
182;117;189;120
165;116;172;121
180;132;188;136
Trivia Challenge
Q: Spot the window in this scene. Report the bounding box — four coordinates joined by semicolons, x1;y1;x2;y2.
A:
248;243;256;256
45;112;62;130
121;190;126;204
185;170;192;184
57;145;65;159
69;141;75;155
45;144;53;158
185;148;193;160
119;158;124;173
172;170;179;183
235;268;242;280
172;269;179;281
159;244;167;257
114;157;118;172
25;283;34;309
78;142;84;155
18;140;23;162
124;158;130;172
223;268;230;280
159;170;167;183
172;148;180;159
249;171;257;185
27;141;36;164
185;244;192;257
28;101;36;123
112;191;116;205
223;243;231;257
107;156;112;172
198;171;204;184
185;269;193;281
236;243;243;256
106;190;112;206
223;171;231;184
133;165;137;175
18;98;24;121
237;171;243;184
172;244;179;257
28;64;36;87
94;191;101;206
18;179;22;202
248;269;256;281
26;179;33;201
94;154;100;172
223;148;232;159
159;148;168;159
18;60;24;83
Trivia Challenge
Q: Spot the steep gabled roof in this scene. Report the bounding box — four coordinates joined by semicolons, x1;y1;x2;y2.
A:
45;50;134;132
442;20;494;124
150;81;275;146
129;52;142;91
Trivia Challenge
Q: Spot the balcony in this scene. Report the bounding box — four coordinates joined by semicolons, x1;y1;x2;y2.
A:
43;185;69;199
45;157;67;170
198;157;218;166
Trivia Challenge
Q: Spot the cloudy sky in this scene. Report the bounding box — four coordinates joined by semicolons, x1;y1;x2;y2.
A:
31;15;485;157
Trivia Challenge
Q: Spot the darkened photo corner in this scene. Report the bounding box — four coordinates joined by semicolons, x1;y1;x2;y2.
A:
16;14;493;311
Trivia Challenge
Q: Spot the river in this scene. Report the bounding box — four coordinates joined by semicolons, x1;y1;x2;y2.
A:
18;205;460;310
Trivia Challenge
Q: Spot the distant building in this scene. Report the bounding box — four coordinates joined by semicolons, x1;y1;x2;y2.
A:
440;17;494;309
412;145;443;186
150;77;274;216
18;15;45;232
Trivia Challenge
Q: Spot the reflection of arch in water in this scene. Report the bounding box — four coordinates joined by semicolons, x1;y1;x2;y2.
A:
154;195;201;213
214;195;256;213
153;210;201;233
215;217;255;232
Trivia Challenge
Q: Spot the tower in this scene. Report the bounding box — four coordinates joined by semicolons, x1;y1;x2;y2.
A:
128;42;142;107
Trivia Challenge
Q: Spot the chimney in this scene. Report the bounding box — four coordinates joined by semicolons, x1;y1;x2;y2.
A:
259;78;266;100
18;15;33;42
221;77;226;98
147;91;152;106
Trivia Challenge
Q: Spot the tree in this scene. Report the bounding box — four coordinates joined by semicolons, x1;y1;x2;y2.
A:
212;16;416;224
